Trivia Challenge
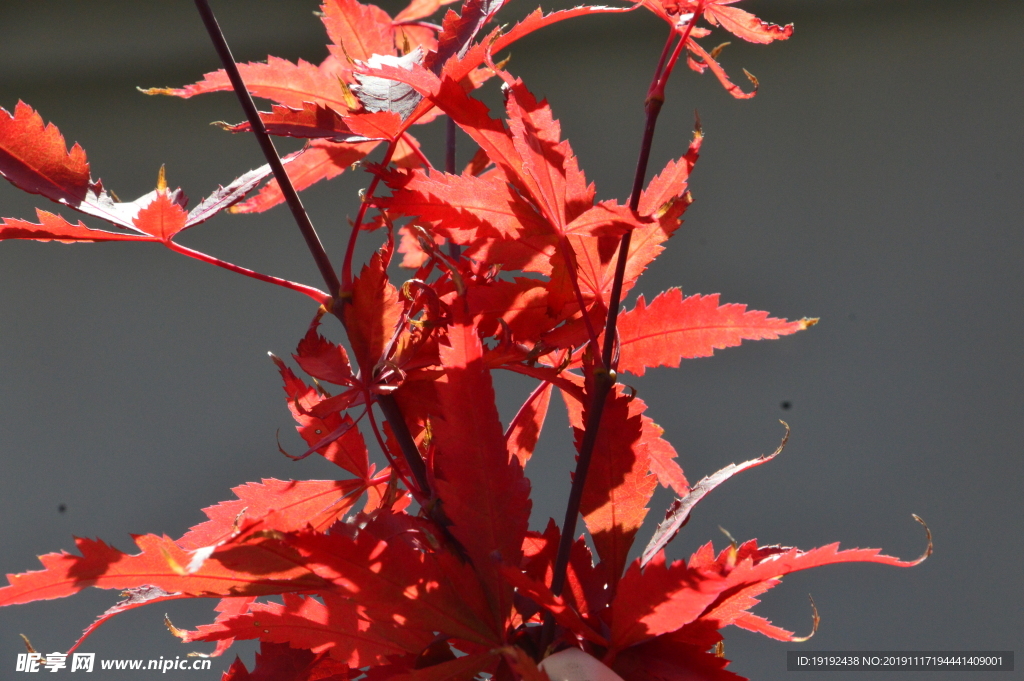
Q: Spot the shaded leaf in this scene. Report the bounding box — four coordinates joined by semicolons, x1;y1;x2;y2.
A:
467;277;553;340
606;553;724;653
381;167;547;241
343;249;403;376
274;356;371;478
193;596;258;658
220;641;349;681
563;385;656;588
642;424;789;566
0;534;329;607
391;651;497;681
426;0;506;72
293;314;355;386
183;592;408;666
224;103;387;143
432;312;531;622
611;636;743;681
568;217;677;309
505;380;553;466
499;567;607;645
177;478;368;551
286;519;501;646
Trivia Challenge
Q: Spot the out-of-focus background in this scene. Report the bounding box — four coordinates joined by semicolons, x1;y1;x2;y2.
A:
1;1;1021;679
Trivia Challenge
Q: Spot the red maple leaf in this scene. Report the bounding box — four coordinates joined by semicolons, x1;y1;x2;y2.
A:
179;592;412;667
0;2;933;680
431;311;532;622
617;290;817;376
0;533;330;607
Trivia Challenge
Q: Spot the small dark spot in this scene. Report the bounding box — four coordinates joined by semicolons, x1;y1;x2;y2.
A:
58;504;67;513
780;401;792;410
848;313;857;321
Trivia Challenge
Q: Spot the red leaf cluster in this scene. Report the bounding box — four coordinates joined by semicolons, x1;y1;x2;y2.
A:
0;1;929;680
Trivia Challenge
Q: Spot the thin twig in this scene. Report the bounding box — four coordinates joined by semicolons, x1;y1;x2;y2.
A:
192;0;341;299
341;140;399;291
445;116;462;260
166;241;330;303
364;398;422;499
377;394;431;499
543;10;704;646
193;0;432;503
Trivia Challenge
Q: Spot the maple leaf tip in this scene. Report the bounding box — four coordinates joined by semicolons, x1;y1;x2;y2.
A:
20;634;37;655
156;165;167;192
164;614;187;640
909;514;933;565
789;594;820;642
799;317;819;330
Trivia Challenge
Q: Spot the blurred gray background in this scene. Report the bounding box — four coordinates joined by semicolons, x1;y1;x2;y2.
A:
1;1;1021;679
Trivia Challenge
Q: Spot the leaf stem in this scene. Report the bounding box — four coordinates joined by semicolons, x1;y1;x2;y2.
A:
445;115;458;174
364;399;423;499
543;11;703;645
341;140;399;292
192;0;341;300
403;132;433;169
445;116;462;260
165;241;330;303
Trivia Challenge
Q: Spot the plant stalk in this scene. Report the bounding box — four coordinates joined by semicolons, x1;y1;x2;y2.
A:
193;0;432;500
445;116;462;260
340;140;398;291
377;393;431;498
165;241;330;303
543;13;701;645
192;0;341;300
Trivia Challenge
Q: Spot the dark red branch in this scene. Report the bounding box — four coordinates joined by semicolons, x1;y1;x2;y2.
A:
166;241;329;303
192;0;341;299
193;0;432;504
377;394;431;499
445;116;462;260
544;12;703;645
341;140;398;292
